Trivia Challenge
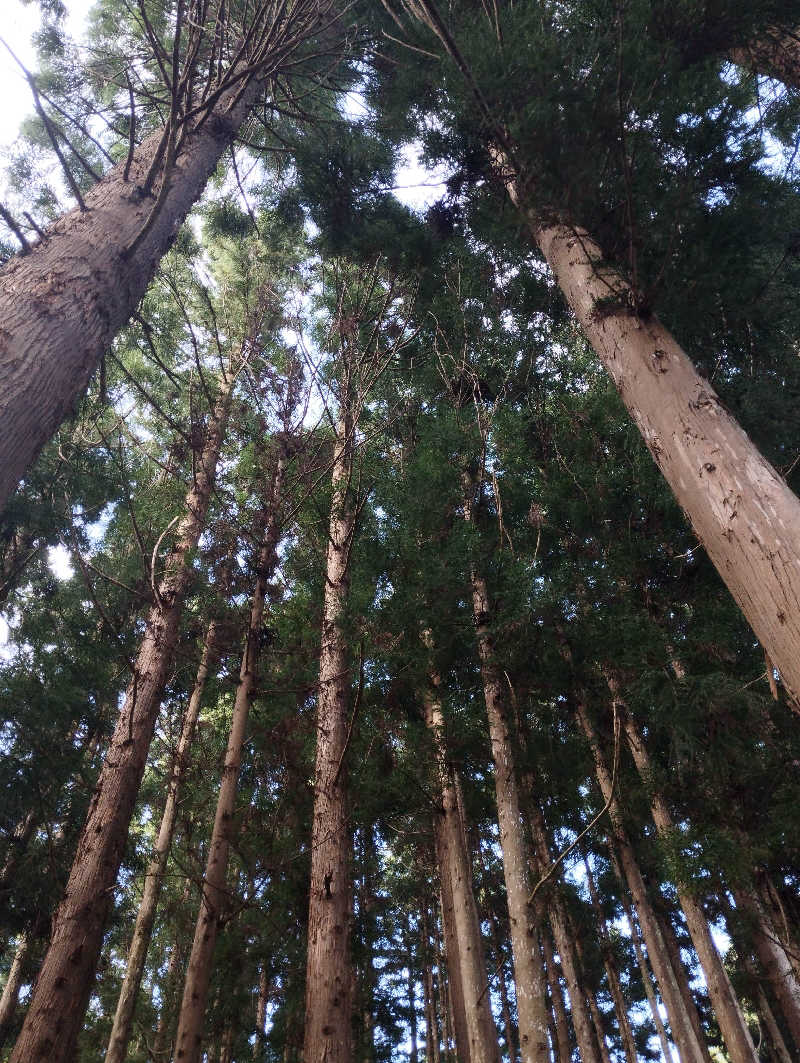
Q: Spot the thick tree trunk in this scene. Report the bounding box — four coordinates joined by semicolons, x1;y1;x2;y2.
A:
303;414;356;1063
9;379;233;1063
527;805;601;1063
733;887;800;1048
576;702;709;1063
0;931;31;1050
462;478;550;1063
174;453;285;1063
542;930;572;1063
614;690;758;1063
730;31;800;89
498;167;800;707
423;659;501;1063
105;613;223;1063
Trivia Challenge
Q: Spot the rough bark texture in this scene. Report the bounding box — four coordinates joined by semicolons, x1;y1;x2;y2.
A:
499;167;800;706
730;30;800;89
303;416;356;1063
0;931;30;1050
174;454;285;1063
104;615;223;1063
423;662;501;1063
615;693;758;1063
576;702;709;1063
9;381;233;1063
734;887;800;1048
0;73;267;514
462;477;549;1063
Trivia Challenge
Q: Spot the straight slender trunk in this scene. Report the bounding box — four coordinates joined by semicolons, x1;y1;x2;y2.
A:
0;932;31;1050
576;701;708;1063
303;413;356;1063
10;378;234;1063
437;902;457;1063
460;477;549;1063
653;901;713;1063
254;966;269;1062
105;613;223;1063
423;656;501;1063
409;963;420;1063
422;907;443;1063
583;858;639;1063
494;169;800;707
174;452;285;1063
152;937;182;1062
733;887;800;1047
480;882;518;1063
583;984;612;1063
613;689;758;1063
755;983;793;1063
542;930;572;1063
527;805;601;1063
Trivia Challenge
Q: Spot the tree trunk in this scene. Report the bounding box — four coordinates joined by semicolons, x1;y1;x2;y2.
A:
527;805;601;1063
542;930;572;1063
480;877;518;1063
0;0;333;514
254;966;269;1062
105;613;223;1063
583;858;639;1063
303;413;356;1063
422;906;443;1063
0;931;31;1051
152;935;183;1063
10;378;234;1063
461;477;550;1063
613;688;758;1063
409;961;420;1063
755;983;793;1063
653;900;714;1063
495;166;800;707
730;31;800;89
174;452;285;1063
423;654;501;1063
733;887;800;1048
576;701;709;1063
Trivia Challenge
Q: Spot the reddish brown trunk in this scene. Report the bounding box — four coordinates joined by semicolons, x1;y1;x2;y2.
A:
576;702;708;1063
542;931;572;1063
10;379;233;1063
496;164;800;707
303;414;356;1063
105;613;223;1063
730;31;800;89
423;651;501;1063
611;683;757;1063
462;475;549;1063
174;453;285;1063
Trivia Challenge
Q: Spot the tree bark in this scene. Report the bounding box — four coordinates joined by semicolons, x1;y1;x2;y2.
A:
542;930;572;1063
303;412;356;1063
105;613;223;1063
576;701;709;1063
0;0;333;513
527;805;601;1063
422;906;443;1063
733;887;800;1048
612;687;758;1063
461;476;550;1063
174;451;285;1063
583;858;639;1063
9;377;234;1063
0;931;31;1051
254;966;269;1062
730;31;800;90
423;654;501;1063
495;166;800;708
755;983;793;1063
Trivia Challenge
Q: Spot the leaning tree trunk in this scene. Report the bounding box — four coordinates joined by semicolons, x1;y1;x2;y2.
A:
612;686;758;1063
462;475;550;1063
303;413;357;1063
576;701;709;1063
0;932;31;1051
174;452;285;1063
104;611;224;1063
9;378;234;1063
733;887;800;1048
